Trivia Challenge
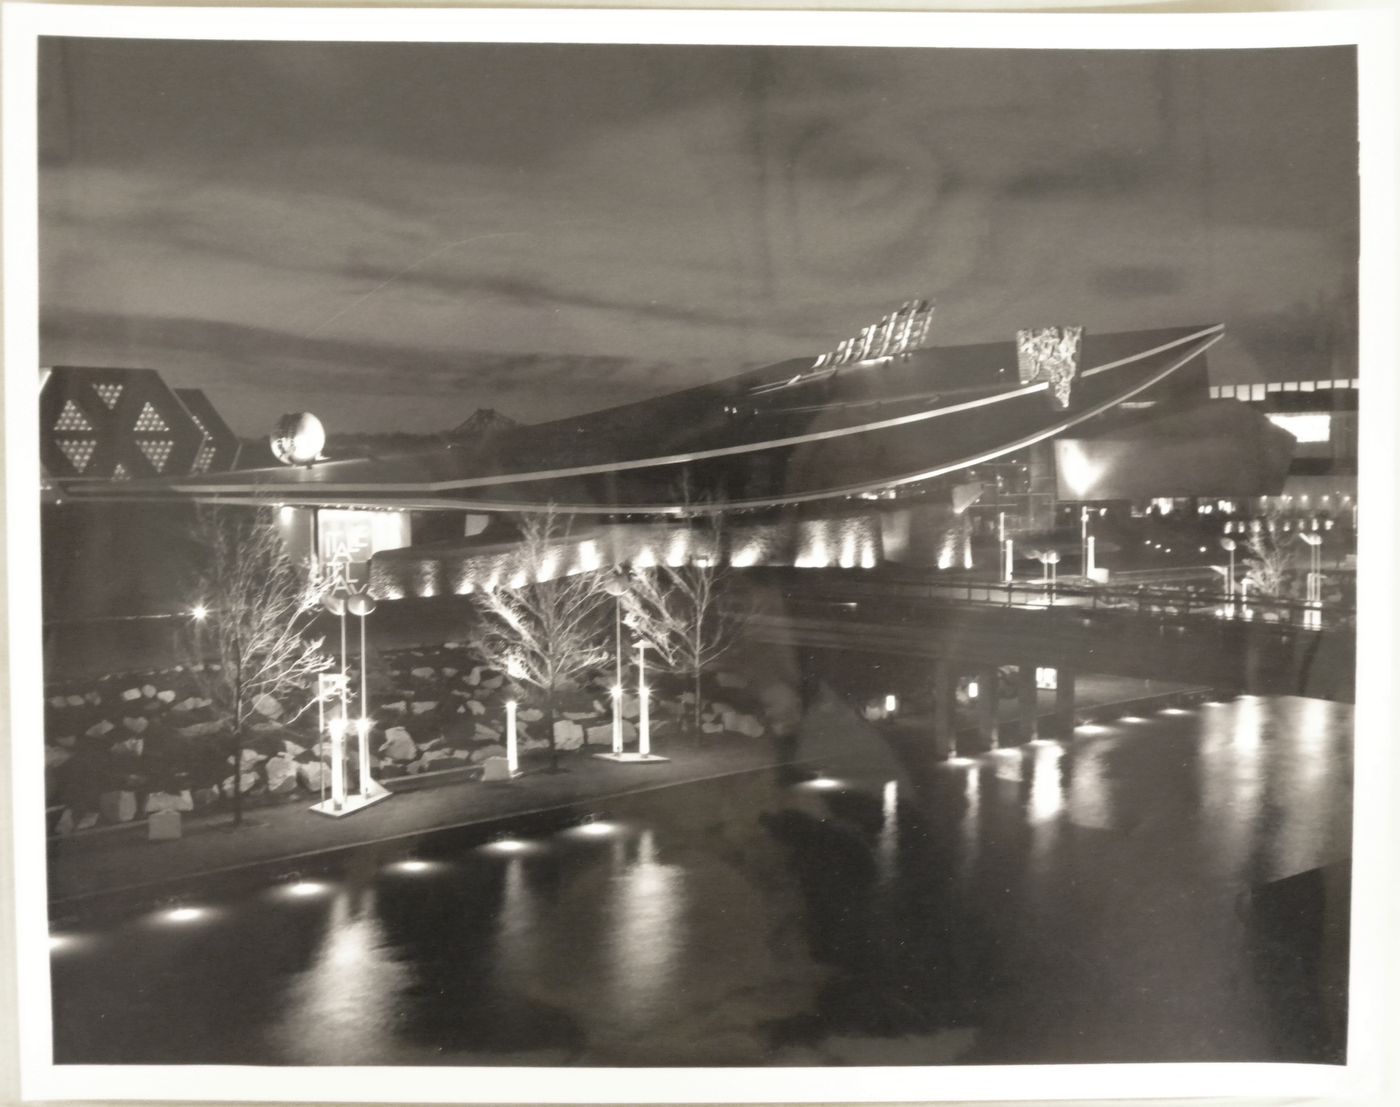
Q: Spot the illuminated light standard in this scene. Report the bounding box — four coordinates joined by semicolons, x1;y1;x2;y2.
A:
1297;531;1323;627
602;570;629;755
636;640;651;758
1219;536;1238;600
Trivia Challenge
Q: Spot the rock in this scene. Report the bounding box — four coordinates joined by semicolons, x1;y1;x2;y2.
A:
480;674;504;690
177;720;224;738
173;697;200;712
141;684;157;699
264;755;297;792
86;692;102;706
54;735;77;750
49;695;66;709
586;723;614;747
282;738;307;758
230;748;267;769
85;719;115;739
620;695;640;720
410;700;438;715
296;762;327;792
450;749;472;761
380;700;407;715
66;694;87;708
98;790;137;823
54;809;75;836
156;690;176;704
410;667;435;680
145;790;194;814
470;744;508;763
621;719;638;742
418;748;454;768
553;719;585;750
518;707;544;723
380;727;418;761
730;712;766;738
521;734;550;751
45;746;73;769
121;687;142;702
474;722;502;741
562;710;596;721
221;771;260;797
113;737;144;757
466;699;486;716
701;721;724;734
192;787;221;808
443;641;462;650
481;757;515;781
252;693;282;719
123;716;149;733
147;810;182;841
466;666;483;686
442;667;459;678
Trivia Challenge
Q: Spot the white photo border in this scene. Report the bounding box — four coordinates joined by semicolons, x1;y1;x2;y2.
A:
3;4;1396;1104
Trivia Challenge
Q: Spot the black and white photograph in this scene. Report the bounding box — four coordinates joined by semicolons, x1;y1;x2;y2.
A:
2;4;1396;1103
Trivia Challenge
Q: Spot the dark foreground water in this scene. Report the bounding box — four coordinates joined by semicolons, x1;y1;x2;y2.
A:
50;694;1352;1067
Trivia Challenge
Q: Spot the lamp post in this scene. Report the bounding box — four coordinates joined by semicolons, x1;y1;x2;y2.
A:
1219;537;1237;599
602;570;629;755
345;589;377;798
505;699;519;774
1298;532;1323;626
636;640;651;758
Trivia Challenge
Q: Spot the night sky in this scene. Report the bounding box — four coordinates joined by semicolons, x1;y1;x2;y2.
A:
38;39;1358;436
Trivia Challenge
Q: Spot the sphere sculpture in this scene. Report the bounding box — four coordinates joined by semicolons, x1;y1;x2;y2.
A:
270;412;326;467
602;569;630;598
321;588;348;616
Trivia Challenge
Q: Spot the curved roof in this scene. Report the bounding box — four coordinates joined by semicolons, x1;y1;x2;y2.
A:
57;323;1224;514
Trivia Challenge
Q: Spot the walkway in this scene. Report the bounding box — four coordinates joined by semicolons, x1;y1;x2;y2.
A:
47;674;1201;910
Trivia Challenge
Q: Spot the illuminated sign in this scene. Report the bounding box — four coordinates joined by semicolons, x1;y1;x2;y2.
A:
317;509;411;588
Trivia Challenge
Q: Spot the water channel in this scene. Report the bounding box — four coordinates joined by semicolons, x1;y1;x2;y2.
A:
49;694;1352;1067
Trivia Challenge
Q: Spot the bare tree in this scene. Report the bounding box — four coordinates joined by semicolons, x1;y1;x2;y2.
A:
1242;509;1296;599
471;510;609;771
185;506;331;826
621;513;751;736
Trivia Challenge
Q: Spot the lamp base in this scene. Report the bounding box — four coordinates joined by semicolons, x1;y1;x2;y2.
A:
310;780;393;818
593;752;670;764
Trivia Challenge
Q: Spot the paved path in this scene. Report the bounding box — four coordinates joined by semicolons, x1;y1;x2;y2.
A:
46;674;1202;910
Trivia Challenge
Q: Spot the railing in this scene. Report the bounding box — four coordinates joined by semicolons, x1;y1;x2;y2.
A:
748;567;1354;632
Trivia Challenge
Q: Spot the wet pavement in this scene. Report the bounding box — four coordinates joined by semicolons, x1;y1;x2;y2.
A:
48;693;1352;1067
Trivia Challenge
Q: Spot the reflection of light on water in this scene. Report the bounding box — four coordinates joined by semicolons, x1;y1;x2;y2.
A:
277;888;409;1063
50;933;83;953
286;881;330;898
609;829;684;1023
838;532;857;569
1028;743;1065;824
1075;723;1110;735
958;767;981;882
1160;707;1189;716
878;781;899;881
1068;747;1112;831
573;820;619;838
634;546;657;569
860;542;878;569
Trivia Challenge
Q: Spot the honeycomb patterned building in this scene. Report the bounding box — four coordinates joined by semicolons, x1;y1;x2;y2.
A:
39;367;241;481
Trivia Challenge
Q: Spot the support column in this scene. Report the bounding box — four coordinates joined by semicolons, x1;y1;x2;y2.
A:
971;666;999;754
1053;668;1077;741
932;658;957;761
1013;664;1039;746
